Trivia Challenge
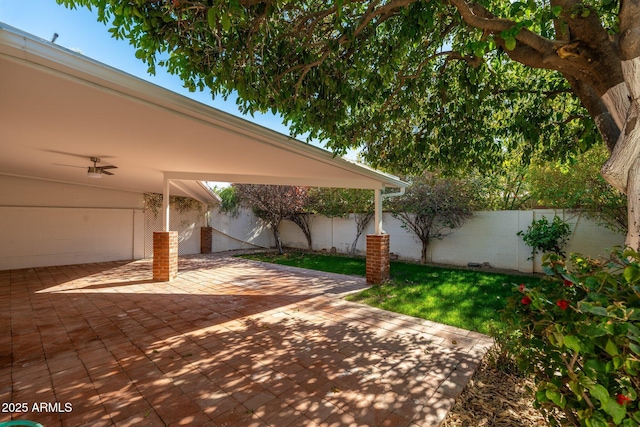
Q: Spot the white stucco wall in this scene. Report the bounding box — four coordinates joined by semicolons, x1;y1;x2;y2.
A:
278;210;625;273
0;175;144;270
208;208;273;252
279;213;373;255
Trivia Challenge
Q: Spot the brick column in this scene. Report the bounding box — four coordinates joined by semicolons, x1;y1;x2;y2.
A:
153;231;178;282
200;227;213;254
366;234;390;284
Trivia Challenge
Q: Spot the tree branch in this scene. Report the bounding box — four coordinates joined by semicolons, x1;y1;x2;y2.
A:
619;0;640;60
449;0;624;95
449;0;561;54
565;75;621;152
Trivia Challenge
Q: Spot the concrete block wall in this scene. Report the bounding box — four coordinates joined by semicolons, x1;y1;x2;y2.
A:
279;214;372;255
207;208;273;252
278;210;625;273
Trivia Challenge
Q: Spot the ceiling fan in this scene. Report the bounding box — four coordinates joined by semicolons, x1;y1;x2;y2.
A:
54;157;117;178
86;157;117;178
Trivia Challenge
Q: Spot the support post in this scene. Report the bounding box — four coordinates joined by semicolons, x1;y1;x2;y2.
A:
367;188;390;284
201;227;213;254
162;176;171;232
366;234;390;284
153;231;178;281
154;175;178;281
374;188;384;235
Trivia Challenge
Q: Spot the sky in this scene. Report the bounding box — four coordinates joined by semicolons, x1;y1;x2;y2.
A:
0;0;349;157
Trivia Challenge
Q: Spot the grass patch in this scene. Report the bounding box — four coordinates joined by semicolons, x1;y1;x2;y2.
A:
239;251;366;276
239;251;542;335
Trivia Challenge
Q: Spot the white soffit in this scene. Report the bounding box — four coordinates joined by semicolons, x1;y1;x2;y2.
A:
0;23;406;202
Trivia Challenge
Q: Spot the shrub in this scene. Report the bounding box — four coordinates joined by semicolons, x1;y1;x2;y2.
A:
502;248;640;426
518;215;572;259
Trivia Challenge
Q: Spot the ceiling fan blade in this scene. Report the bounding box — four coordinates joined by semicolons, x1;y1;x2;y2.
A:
53;163;86;168
100;165;118;170
102;170;115;176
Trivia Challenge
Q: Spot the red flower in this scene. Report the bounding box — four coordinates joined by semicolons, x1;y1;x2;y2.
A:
616;394;631;405
563;279;573;287
556;299;569;310
521;296;532;305
519;284;526;292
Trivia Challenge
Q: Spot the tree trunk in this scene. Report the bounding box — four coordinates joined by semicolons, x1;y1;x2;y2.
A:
627;157;640;250
350;212;374;256
601;57;640;249
286;214;313;250
272;225;284;254
420;239;429;264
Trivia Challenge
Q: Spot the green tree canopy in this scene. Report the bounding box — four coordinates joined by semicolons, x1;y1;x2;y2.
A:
388;172;480;263
57;0;640;246
233;184;309;254
308;187;374;255
527;146;627;233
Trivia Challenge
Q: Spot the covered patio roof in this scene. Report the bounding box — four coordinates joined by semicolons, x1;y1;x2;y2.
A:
0;23;406;203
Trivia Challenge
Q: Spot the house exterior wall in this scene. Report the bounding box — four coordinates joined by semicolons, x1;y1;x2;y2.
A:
0;175;144;270
279;210;625;273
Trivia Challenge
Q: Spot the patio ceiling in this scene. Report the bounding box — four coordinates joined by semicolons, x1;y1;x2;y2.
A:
0;24;406;203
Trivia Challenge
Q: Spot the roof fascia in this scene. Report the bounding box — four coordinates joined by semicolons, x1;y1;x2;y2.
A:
0;23;407;190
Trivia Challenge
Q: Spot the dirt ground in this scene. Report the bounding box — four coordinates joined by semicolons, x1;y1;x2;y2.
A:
442;353;550;427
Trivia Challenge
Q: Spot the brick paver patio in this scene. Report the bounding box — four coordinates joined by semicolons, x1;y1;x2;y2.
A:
1;253;493;426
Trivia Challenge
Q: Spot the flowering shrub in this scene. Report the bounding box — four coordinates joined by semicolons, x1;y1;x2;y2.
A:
503;248;640;426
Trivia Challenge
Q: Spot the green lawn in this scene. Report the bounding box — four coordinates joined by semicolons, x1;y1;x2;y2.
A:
238;251;542;335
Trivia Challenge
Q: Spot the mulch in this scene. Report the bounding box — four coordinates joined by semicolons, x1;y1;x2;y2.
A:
442;353;550;427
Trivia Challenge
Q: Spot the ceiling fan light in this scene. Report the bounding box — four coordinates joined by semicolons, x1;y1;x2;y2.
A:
87;167;102;178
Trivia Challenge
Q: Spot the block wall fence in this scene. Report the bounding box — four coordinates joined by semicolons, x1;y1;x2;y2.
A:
276;209;625;273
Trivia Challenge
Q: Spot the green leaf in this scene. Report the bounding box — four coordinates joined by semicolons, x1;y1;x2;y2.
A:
585;359;607;375
602;397;627;425
624;265;640;283
630;342;640;356
628;308;640;321
335;0;344;17
580;323;608;338
586;411;610;427
613;355;624;370
551;331;564;347
580;302;610;317
590;384;610;404
605;339;620;357
504;37;517;51
536;389;550;403
221;12;231;32
564;335;583;353
625;359;639;376
569;379;584;399
546;389;567;408
207;7;217;31
551;6;563;17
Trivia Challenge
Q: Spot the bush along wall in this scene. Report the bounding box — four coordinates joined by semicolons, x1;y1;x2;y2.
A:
503;248;640;426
